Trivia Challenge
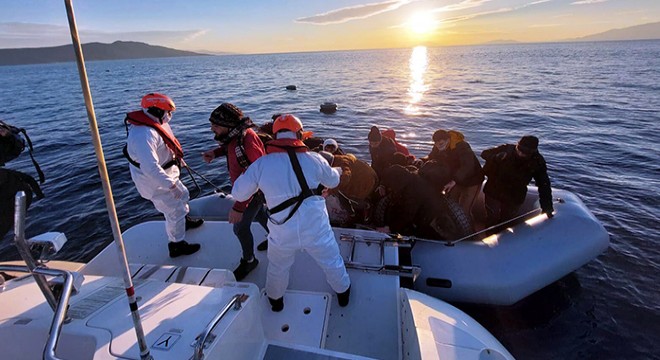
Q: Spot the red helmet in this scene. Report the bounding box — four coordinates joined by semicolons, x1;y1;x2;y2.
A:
141;93;176;111
273;114;313;139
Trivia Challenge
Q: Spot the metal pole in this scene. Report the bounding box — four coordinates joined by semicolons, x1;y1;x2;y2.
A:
13;192;58;311
63;1;152;359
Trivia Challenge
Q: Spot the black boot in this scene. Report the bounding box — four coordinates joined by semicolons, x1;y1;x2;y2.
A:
257;240;268;251
233;257;258;281
168;240;201;258
185;215;204;230
268;296;284;312
337;285;351;307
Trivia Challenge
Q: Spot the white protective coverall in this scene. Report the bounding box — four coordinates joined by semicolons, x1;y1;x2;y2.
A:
127;111;189;243
232;145;351;299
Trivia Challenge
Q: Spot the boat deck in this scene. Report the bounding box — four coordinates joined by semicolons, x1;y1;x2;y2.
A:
81;221;403;359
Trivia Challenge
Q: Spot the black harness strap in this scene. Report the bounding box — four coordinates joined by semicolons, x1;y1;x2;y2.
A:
268;148;322;225
122;144;179;170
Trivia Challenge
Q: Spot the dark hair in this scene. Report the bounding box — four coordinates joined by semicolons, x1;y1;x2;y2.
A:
518;135;539;154
368;126;381;141
432;129;449;142
210;103;244;127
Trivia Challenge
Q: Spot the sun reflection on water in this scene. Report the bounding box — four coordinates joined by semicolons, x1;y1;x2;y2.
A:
405;46;429;116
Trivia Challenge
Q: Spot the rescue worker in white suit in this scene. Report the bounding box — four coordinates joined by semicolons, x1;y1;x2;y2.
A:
125;93;203;258
232;114;351;311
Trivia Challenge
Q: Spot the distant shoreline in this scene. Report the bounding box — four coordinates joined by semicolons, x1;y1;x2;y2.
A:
2;38;659;66
0;41;208;66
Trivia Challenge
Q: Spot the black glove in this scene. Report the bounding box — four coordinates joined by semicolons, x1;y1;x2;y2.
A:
542;205;554;219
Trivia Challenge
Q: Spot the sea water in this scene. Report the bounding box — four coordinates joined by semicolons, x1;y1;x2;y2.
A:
1;40;659;359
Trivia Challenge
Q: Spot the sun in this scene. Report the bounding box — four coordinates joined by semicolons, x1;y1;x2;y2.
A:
408;12;437;35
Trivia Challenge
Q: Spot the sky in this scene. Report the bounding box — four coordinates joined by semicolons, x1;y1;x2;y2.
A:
1;0;659;54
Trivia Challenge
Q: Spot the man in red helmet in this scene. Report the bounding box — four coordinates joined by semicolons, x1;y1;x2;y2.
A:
125;93;203;258
202;103;268;281
232;114;351;312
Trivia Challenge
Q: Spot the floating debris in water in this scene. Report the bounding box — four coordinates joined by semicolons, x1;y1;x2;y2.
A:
320;102;337;114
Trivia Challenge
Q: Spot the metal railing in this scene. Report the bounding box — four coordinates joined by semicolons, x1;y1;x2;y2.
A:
13;192;59;311
0;265;74;360
192;293;249;360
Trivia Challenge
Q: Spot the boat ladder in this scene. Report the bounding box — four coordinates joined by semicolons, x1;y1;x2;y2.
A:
339;233;420;280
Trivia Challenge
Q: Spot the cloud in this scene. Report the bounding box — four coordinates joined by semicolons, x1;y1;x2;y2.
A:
433;0;554;23
0;22;208;48
571;0;607;4
295;0;413;25
434;0;495;13
529;23;561;28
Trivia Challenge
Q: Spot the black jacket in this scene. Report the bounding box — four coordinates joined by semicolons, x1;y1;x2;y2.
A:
369;137;398;178
481;144;553;212
0;168;44;238
426;141;484;187
380;165;463;240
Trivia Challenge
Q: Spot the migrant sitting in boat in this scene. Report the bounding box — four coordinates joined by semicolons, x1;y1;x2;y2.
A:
367;125;400;179
481;135;554;226
375;164;472;240
321;138;346;155
421;129;484;225
318;151;378;227
232;114;351;312
124;93;203;258
202;103;269;279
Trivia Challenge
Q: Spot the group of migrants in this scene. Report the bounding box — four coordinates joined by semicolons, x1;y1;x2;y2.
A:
0;91;558;312
121;92;554;311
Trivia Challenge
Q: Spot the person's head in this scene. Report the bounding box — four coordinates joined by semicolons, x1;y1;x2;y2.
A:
516;135;539;158
368;126;382;146
272;114;312;140
209;103;244;138
141;93;175;123
432;130;450;151
323;138;339;153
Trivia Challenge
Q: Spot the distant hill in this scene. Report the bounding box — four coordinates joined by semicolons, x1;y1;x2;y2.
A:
572;21;660;42
0;41;208;66
480;39;521;45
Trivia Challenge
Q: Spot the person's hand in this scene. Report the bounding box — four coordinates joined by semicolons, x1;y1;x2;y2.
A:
179;158;187;168
170;182;185;200
442;180;456;194
202;150;215;164
228;208;243;224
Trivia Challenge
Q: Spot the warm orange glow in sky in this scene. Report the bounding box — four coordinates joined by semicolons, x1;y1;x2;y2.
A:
1;1;659;53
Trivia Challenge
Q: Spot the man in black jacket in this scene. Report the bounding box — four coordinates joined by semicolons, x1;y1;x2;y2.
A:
367;126;398;179
481;135;553;226
423;129;484;221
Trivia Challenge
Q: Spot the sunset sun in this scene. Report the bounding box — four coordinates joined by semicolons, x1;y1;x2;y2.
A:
408;12;437;35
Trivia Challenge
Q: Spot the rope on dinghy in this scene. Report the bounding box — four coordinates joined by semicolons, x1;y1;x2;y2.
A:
355;198;564;247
